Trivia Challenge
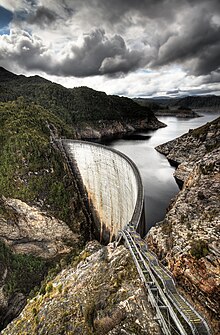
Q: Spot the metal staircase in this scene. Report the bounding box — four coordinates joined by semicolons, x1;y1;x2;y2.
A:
120;227;211;335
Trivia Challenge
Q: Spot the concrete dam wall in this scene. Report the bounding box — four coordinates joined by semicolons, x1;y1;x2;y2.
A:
62;140;145;242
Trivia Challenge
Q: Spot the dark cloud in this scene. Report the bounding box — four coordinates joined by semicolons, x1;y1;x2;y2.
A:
0;0;220;95
151;7;220;76
166;89;181;95
27;6;58;26
54;0;220;79
179;87;219;96
56;28;145;77
201;70;220;84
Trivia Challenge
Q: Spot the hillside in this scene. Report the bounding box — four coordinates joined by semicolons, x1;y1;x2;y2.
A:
173;95;220;110
135;95;220;112
147;117;220;332
0;98;90;329
0;67;164;139
134;97;199;118
1;241;161;335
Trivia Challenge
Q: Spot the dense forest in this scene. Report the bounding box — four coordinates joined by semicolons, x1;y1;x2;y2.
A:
0;67;153;125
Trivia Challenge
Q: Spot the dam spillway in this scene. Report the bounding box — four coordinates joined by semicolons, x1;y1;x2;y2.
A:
62;140;145;242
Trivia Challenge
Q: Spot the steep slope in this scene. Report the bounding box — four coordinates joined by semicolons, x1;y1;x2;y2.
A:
156;116;220;182
0;98;88;329
1;241;161;335
147;117;220;333
0;67;164;139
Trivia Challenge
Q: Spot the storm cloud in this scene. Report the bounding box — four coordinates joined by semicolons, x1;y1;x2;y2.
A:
152;7;220;76
0;0;220;96
27;6;58;26
0;28;146;77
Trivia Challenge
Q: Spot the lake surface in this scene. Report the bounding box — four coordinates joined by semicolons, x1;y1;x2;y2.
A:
106;112;219;232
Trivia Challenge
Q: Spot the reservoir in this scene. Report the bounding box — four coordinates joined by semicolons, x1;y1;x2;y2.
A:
106;112;219;232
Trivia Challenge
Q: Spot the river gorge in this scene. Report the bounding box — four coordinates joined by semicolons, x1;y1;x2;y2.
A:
106;112;219;231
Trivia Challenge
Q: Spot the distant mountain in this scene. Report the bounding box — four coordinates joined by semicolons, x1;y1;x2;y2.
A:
134;97;199;118
172;95;220;109
134;95;220;111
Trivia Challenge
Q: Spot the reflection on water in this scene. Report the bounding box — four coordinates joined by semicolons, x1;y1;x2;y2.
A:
106;112;219;231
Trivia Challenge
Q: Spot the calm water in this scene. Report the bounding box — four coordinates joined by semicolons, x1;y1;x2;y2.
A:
107;112;219;232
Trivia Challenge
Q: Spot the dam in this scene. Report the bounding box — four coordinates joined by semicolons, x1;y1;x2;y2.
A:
59;138;211;335
62;139;145;242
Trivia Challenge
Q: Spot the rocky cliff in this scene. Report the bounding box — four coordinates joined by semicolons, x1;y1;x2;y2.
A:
0;197;80;259
1;241;161;335
147;117;220;333
0;197;82;329
75;117;164;140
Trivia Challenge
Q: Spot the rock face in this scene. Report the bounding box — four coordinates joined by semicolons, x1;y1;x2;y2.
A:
75;118;165;140
1;241;161;335
147;117;220;333
154;108;198;118
156;117;220;182
0;197;81;330
0;197;79;259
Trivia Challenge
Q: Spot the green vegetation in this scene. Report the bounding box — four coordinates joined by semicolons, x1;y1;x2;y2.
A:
190;239;209;259
0;98;84;225
0;67;153;127
0;241;48;296
0;95;87;328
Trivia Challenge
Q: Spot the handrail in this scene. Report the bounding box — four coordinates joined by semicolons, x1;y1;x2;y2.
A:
121;228;211;335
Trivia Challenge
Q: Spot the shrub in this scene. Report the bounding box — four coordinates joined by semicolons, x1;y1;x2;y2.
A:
190;239;209;259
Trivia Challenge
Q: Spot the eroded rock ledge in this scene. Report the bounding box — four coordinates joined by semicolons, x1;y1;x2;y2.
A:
0;197;81;330
0;197;79;259
147;117;220;333
156;117;220;182
2;241;161;335
76;117;166;140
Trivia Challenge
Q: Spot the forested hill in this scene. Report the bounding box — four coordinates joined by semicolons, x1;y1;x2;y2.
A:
0;67;155;125
135;95;220;110
172;95;220;109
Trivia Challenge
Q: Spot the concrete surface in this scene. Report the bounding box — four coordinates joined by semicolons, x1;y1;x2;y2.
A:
63;140;145;242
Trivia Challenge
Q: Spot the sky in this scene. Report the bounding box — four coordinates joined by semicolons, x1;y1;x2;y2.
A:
0;0;220;97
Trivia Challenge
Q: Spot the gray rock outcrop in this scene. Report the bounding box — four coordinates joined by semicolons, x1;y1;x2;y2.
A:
2;241;161;335
0;197;79;259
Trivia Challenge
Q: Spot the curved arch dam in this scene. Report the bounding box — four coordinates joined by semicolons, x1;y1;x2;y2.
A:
62;140;146;242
